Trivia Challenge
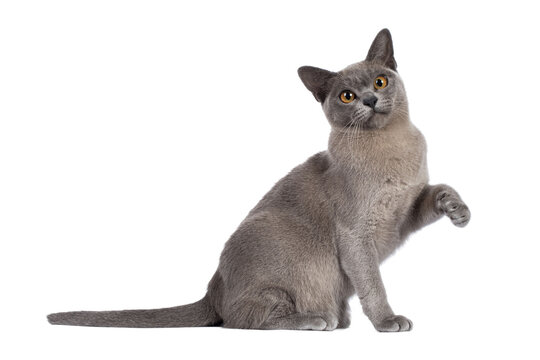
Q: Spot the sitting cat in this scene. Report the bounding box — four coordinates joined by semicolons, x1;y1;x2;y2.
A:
48;29;470;332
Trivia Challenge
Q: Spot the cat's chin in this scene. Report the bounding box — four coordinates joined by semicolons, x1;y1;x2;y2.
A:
362;113;386;129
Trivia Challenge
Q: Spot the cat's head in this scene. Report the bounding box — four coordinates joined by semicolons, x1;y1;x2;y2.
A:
298;29;408;130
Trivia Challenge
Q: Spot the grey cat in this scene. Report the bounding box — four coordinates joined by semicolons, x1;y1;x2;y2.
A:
48;29;470;332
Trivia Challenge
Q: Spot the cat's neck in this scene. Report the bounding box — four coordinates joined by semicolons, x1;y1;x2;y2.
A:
327;114;416;172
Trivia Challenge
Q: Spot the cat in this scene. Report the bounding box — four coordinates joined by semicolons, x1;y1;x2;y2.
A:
47;29;470;332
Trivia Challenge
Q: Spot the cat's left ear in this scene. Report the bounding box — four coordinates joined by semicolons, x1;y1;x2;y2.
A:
365;28;397;71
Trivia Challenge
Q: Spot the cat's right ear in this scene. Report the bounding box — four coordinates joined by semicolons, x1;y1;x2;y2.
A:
298;66;337;103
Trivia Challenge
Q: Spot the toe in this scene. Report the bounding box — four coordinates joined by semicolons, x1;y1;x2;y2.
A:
323;316;339;331
306;317;327;331
394;315;412;331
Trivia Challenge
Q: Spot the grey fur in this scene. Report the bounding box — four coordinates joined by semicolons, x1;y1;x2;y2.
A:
47;29;470;332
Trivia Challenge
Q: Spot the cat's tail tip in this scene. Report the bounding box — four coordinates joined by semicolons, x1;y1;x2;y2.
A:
47;311;88;326
47;312;63;325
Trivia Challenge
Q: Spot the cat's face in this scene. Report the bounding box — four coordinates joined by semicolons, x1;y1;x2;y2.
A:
322;62;406;129
299;29;408;130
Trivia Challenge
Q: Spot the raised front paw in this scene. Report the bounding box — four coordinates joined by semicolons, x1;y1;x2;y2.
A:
375;315;413;332
436;188;471;227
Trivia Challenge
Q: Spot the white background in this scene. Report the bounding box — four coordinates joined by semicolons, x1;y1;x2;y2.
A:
1;1;539;359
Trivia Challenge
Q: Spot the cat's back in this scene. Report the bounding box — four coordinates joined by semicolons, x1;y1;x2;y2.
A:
217;151;341;297
219;151;336;262
249;151;333;216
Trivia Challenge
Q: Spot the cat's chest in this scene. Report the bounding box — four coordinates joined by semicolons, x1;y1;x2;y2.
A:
351;138;427;218
355;144;425;192
329;123;428;226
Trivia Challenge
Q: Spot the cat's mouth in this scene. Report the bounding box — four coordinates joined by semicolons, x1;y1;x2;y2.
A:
346;108;391;130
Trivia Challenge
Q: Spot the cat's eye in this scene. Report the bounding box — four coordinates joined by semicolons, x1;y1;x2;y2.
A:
340;90;356;103
374;76;388;90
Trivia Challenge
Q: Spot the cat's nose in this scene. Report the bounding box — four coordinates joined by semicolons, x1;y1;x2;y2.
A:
362;94;378;109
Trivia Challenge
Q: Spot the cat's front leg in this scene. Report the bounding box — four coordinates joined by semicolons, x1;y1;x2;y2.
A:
337;229;412;332
402;184;471;237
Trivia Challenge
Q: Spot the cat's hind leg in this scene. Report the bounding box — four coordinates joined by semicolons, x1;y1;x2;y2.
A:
222;287;338;331
260;312;338;331
222;287;294;329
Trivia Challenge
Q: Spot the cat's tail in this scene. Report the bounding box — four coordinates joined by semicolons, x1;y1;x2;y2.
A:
47;294;221;328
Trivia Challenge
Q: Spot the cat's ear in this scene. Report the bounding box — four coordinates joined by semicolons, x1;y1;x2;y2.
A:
298;66;337;103
365;28;397;71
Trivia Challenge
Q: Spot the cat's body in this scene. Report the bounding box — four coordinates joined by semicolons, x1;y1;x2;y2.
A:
48;29;470;332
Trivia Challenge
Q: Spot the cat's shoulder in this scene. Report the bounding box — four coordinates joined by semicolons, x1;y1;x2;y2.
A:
280;151;331;188
304;151;331;174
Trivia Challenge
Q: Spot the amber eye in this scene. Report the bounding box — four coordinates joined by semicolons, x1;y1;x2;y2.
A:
340;90;356;103
374;76;388;90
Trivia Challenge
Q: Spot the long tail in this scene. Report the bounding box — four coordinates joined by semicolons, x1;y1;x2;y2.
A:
47;294;221;328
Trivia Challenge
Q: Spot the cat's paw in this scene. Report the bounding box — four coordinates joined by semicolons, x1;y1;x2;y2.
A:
299;317;328;331
300;315;338;331
436;188;471;227
322;315;339;331
374;315;413;332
